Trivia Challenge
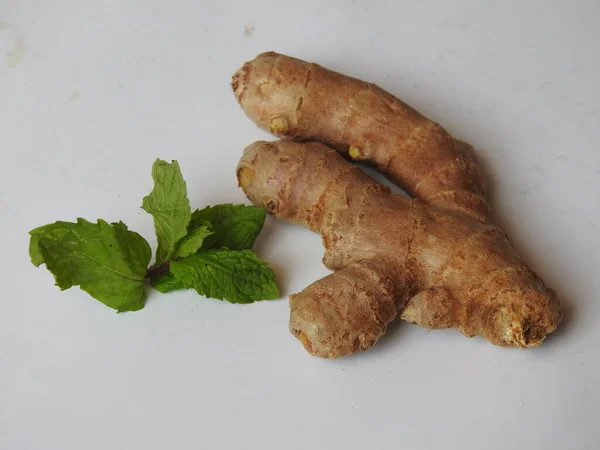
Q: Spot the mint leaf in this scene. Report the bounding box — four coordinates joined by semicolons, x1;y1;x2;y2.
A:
170;249;279;303
173;225;213;259
30;221;78;267
150;271;185;293
189;204;266;250
142;159;191;265
29;219;151;312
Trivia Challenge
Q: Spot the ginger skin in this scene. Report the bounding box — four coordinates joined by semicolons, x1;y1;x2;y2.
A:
237;141;562;358
232;52;561;358
232;52;490;222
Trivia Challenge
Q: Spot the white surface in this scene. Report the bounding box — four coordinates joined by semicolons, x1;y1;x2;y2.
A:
1;1;599;449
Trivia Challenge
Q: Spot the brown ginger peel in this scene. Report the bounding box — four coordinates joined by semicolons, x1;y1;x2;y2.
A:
233;53;562;358
233;51;490;222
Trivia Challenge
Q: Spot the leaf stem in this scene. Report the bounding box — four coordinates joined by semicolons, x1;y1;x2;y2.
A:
146;262;170;278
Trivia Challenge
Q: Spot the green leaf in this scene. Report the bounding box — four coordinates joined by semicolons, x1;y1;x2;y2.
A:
150;271;185;293
172;225;213;259
29;219;151;312
142;159;191;265
30;221;78;267
189;204;266;250
170;249;279;304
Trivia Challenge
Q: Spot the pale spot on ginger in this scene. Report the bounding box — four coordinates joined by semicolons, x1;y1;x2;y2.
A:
409;126;424;140
349;147;362;160
259;83;269;95
269;116;289;134
237;167;255;190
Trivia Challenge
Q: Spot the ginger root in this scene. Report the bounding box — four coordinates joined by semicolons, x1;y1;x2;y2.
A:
232;52;562;358
237;141;562;358
232;52;490;222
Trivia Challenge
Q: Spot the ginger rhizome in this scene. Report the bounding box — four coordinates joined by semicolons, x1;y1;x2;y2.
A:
233;53;562;358
232;52;489;222
237;141;561;358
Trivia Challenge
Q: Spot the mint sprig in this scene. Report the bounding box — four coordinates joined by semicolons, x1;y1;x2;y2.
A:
29;159;279;311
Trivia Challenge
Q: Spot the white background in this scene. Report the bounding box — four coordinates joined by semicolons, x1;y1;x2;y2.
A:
1;1;599;449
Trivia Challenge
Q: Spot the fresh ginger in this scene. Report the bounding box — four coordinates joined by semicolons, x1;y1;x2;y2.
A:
232;52;562;358
232;52;490;222
237;141;562;358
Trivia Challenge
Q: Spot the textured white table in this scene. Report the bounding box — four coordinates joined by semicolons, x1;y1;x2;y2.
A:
1;1;599;449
